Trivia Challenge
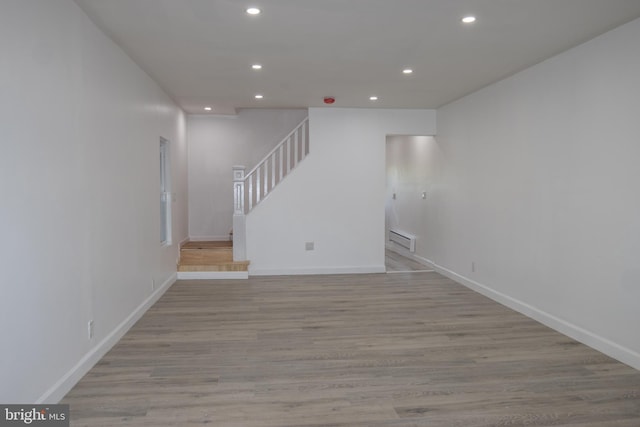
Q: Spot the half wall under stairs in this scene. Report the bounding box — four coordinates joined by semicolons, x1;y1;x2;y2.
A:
177;241;249;279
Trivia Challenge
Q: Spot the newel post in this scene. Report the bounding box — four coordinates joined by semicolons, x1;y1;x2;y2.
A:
232;166;247;261
233;166;245;215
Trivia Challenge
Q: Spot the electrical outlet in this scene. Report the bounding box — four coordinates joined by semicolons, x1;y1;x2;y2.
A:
471;262;476;273
305;242;314;251
151;278;155;291
88;320;94;339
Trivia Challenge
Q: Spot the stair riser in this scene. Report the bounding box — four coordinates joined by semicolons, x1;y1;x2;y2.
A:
180;250;233;264
178;262;250;272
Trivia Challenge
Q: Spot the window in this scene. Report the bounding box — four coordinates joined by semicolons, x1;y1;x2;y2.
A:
160;138;172;245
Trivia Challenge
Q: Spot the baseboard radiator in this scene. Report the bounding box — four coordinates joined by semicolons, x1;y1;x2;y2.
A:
389;229;416;252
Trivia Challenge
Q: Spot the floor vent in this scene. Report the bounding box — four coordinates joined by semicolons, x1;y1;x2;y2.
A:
389;229;416;252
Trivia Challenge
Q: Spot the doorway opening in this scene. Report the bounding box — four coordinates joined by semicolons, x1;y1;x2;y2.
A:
385;135;439;273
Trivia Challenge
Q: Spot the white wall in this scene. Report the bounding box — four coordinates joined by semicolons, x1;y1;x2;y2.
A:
247;108;436;275
435;18;640;368
187;109;308;240
386;136;443;261
0;0;188;402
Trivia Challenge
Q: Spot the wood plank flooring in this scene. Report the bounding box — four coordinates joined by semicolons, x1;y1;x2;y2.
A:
385;249;433;272
63;273;640;426
178;241;249;272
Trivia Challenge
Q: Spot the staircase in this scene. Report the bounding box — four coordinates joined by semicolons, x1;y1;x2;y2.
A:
233;117;309;262
177;241;250;279
177;116;309;280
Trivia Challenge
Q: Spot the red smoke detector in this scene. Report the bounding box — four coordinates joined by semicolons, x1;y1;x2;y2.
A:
323;96;335;104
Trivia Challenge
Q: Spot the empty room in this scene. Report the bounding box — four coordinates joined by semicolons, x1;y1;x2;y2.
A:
2;1;640;426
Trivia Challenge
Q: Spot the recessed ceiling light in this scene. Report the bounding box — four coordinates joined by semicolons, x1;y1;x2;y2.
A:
204;106;212;111
402;68;413;74
252;64;262;70
462;16;476;23
246;7;261;15
254;94;264;99
369;96;378;101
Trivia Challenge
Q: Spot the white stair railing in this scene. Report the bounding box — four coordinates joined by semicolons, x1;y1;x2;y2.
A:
232;117;309;261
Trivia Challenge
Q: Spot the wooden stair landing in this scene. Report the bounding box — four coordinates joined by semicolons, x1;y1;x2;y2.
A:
181;241;233;250
178;241;249;277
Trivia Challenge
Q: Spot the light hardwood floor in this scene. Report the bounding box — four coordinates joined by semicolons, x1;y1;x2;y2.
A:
63;273;640;426
178;241;249;272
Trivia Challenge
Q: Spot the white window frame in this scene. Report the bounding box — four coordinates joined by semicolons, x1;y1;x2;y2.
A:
160;137;172;246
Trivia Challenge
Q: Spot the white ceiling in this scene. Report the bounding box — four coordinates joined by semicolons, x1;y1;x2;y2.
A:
75;0;640;115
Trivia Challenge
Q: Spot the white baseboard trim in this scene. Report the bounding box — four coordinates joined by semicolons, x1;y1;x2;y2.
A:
188;235;232;242
37;273;177;403
179;236;190;246
177;271;248;280
249;265;386;276
426;259;640;371
387;269;435;274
